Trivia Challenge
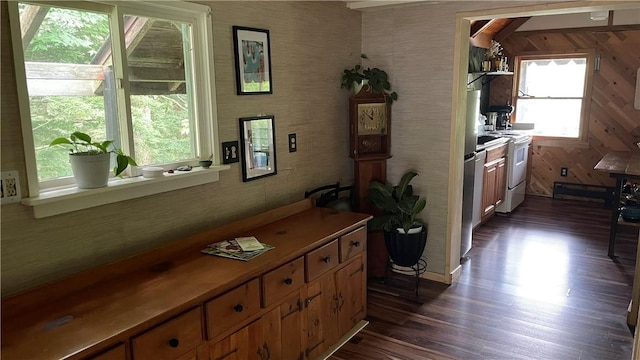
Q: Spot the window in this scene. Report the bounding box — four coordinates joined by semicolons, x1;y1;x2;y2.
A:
9;1;219;197
513;52;594;141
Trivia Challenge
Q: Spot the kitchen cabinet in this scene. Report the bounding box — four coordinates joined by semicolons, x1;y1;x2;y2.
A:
0;200;371;360
482;143;508;219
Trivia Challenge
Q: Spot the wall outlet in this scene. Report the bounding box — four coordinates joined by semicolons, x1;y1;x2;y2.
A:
288;133;297;153
1;171;22;204
560;167;568;177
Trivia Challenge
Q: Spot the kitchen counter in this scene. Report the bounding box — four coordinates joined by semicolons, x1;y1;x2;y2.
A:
476;136;509;151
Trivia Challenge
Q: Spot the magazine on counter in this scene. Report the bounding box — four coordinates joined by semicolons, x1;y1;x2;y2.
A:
201;238;274;261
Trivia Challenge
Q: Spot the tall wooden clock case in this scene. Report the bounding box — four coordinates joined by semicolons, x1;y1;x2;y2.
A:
349;86;391;277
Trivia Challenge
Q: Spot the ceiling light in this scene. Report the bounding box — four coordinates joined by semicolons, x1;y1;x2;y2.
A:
590;11;608;21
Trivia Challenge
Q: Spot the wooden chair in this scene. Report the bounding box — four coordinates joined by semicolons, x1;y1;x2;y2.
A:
304;182;354;212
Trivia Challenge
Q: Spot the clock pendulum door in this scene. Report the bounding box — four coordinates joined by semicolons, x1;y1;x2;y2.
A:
349;86;392;277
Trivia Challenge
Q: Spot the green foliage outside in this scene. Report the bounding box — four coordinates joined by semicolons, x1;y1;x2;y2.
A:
20;4;194;182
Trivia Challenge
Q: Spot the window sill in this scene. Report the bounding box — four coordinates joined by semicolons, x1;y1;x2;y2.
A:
21;165;230;218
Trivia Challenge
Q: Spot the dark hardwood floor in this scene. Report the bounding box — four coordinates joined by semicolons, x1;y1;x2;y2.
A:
331;196;638;360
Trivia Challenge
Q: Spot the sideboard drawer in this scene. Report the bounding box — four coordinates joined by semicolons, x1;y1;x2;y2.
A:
88;344;126;360
339;227;366;263
205;278;261;339
305;240;339;282
131;307;202;360
262;256;304;308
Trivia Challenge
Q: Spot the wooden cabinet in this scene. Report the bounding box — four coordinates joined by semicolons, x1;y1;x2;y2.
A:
482;144;507;219
1;200;371;360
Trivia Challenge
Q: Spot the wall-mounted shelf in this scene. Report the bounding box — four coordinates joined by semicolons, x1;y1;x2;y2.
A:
467;71;514;86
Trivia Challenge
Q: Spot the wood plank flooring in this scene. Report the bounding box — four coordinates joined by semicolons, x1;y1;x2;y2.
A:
331;196;638;360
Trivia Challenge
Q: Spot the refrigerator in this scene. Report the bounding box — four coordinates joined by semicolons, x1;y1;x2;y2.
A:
461;90;480;258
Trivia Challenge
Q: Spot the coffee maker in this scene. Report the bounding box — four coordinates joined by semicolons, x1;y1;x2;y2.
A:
489;105;513;130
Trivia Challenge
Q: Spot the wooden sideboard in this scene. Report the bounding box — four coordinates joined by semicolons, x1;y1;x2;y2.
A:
1;199;371;360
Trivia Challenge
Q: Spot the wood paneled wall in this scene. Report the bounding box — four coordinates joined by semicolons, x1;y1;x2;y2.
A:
490;28;640;197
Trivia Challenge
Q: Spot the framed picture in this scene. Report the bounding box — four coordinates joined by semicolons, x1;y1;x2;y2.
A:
233;26;272;95
239;115;277;181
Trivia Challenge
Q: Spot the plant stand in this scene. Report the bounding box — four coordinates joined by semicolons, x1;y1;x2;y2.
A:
386;257;427;297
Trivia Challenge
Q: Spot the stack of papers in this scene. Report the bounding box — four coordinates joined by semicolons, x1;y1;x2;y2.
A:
201;236;274;261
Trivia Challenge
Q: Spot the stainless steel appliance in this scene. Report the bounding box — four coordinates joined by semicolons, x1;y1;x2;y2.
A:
472;149;486;228
461;90;480;258
494;131;532;213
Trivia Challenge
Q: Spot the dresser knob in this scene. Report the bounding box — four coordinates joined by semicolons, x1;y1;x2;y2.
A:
234;304;244;312
353;241;360;247
323;256;331;264
168;338;180;348
284;278;293;285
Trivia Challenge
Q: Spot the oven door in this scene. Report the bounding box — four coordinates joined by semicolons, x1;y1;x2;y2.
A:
508;137;530;189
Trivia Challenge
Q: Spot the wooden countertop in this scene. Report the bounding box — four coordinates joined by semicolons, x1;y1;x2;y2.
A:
594;151;640;177
1;202;371;360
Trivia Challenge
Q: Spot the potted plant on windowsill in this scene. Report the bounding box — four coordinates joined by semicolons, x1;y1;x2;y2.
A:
50;132;137;189
341;53;398;104
366;171;427;267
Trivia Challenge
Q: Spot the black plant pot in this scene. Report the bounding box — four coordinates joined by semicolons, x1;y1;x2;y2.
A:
384;227;428;267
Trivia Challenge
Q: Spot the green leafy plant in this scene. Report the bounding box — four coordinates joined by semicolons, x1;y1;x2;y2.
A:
366;171;426;233
50;131;137;176
341;54;398;104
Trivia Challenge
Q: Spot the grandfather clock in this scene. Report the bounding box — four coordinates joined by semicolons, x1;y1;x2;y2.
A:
349;86;391;277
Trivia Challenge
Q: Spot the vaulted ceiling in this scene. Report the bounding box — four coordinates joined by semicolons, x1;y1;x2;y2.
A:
469;18;531;49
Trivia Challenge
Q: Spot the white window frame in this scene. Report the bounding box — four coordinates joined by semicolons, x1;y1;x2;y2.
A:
512;50;595;146
8;1;228;218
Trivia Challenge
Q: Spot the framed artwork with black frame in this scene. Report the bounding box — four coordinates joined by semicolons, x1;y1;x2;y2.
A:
239;115;277;181
232;26;272;95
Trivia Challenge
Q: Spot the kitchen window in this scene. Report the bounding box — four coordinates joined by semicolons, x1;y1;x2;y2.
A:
513;52;594;142
8;1;223;216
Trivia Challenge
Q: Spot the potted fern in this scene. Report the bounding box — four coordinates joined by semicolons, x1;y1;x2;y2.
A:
341;54;398;104
50;132;137;189
366;171;427;267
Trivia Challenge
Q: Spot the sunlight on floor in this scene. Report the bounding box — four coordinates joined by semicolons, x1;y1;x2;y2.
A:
514;239;570;305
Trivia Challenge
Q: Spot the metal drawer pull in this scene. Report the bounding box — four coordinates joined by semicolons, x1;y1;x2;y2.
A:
233;304;244;312
322;256;331;264
284;278;293;285
168;338;180;348
352;241;360;247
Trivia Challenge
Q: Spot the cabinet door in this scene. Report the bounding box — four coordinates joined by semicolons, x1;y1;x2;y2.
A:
302;273;337;359
208;316;276;360
335;257;366;335
495;158;506;208
482;161;498;217
279;291;304;360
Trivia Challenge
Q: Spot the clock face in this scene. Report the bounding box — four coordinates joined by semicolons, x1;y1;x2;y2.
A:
357;103;387;135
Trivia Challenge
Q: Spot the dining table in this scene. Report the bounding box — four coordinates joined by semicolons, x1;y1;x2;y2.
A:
594;151;640;326
594;150;640;257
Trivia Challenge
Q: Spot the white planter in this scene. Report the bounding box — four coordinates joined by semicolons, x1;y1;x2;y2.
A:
70;152;110;189
353;79;369;95
396;225;423;235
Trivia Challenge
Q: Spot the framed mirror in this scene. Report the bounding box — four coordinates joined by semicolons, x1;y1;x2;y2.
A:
239;115;277;182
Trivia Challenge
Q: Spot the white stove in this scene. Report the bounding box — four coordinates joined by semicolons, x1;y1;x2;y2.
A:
490;131;532;213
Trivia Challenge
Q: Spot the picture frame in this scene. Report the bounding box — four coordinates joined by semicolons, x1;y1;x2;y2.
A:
232;26;273;95
239;115;277;181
